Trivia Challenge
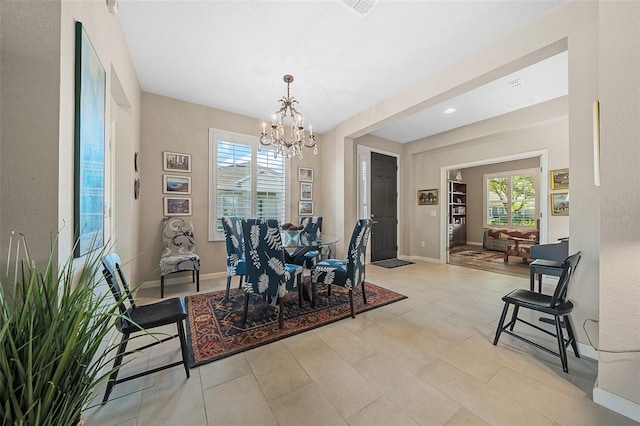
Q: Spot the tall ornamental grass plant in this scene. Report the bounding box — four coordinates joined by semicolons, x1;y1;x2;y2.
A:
0;234;121;425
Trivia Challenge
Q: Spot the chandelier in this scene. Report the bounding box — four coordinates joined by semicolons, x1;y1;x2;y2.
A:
260;74;317;159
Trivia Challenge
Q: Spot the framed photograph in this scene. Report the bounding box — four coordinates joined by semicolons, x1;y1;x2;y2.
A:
550;168;569;190
74;22;106;258
551;193;569;216
163;151;191;172
417;189;438;205
298;167;314;182
298;201;314;216
300;183;313;200
164;197;192;216
163;174;191;194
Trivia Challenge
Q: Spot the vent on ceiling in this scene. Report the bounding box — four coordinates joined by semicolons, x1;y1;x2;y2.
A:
342;0;378;17
506;78;523;89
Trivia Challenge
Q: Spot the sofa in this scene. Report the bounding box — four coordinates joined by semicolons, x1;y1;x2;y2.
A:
482;228;539;263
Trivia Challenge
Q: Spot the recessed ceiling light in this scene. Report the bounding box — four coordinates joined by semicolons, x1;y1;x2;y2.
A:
444;108;456;114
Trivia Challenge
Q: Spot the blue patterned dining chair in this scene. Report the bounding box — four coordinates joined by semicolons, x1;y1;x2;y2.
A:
294;216;323;268
242;218;303;329
159;216;200;298
310;219;373;318
221;216;246;300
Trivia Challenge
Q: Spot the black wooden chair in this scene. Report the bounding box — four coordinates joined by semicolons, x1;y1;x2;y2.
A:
101;253;190;404
493;252;581;373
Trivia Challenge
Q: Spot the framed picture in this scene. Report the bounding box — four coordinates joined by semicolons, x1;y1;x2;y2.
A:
298;201;314;215
163;151;191;172
300;183;313;200
551;193;569;216
74;22;106;258
298;167;313;182
417;189;438;205
164;197;192;216
550;168;569;190
163;174;191;194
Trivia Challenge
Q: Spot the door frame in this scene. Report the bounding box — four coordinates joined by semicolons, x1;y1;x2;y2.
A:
356;145;401;263
439;149;548;264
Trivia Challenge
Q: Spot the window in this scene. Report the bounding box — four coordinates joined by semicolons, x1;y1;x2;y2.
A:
208;129;287;240
484;168;538;228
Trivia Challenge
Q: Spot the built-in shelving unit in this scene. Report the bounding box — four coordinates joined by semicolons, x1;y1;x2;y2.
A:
448;181;467;248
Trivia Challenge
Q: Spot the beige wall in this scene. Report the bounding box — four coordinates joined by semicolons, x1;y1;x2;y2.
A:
596;0;640;410
1;1;141;274
138;92;323;285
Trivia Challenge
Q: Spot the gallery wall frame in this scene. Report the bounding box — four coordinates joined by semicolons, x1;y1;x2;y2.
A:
74;21;106;258
299;201;314;215
300;183;312;200
298;167;313;182
163;174;191;194
163;151;191;172
551;193;569;216
550;168;569;190
417;189;438;205
164;197;192;216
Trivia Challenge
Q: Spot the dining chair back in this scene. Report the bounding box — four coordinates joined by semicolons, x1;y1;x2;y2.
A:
295;216;323;268
310;219;373;318
159;216;200;298
221;216;246;300
242;218;303;328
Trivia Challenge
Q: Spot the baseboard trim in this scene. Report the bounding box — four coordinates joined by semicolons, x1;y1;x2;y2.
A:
593;385;640;422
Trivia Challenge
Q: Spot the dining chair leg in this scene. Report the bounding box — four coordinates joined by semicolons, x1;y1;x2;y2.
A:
555;315;569;373
192;270;195;283
361;280;367;305
564;315;580;358
327;284;332;297
224;275;234;300
349;289;355;318
278;296;284;329
160;276;165;298
509;305;520;331
196;270;200;292
242;292;250;328
311;281;317;308
298;276;303;307
238;275;244;289
493;303;510;345
176;320;191;378
103;333;129;404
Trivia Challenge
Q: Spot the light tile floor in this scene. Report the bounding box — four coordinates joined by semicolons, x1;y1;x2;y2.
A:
84;261;637;426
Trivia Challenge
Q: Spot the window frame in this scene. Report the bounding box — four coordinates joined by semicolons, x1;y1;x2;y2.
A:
208;128;289;241
483;167;539;229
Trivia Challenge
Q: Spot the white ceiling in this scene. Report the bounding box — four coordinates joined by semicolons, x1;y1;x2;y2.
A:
118;0;567;143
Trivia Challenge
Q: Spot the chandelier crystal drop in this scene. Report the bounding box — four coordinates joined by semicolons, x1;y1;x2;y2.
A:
259;74;317;159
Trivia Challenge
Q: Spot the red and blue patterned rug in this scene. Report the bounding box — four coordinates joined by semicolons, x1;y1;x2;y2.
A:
185;281;407;367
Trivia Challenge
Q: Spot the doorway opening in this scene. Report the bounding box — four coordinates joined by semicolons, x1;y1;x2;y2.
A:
440;150;548;276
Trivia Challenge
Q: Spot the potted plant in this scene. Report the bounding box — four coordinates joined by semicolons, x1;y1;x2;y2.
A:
0;233;122;425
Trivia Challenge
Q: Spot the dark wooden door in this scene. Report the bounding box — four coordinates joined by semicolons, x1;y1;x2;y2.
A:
370;152;397;261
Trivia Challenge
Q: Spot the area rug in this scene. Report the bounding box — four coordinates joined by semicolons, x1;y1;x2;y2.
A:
449;247;529;278
371;258;415;269
449;249;504;262
185;280;407;367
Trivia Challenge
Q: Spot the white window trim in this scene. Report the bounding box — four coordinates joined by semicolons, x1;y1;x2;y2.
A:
483;167;539;229
208;128;289;241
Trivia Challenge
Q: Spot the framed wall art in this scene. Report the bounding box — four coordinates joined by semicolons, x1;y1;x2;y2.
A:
550;168;569;190
551;193;569;216
417;189;438;205
298;201;314;215
298;167;313;182
163;174;191;194
163;151;191;172
164;197;192;216
74;21;106;258
300;182;312;200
